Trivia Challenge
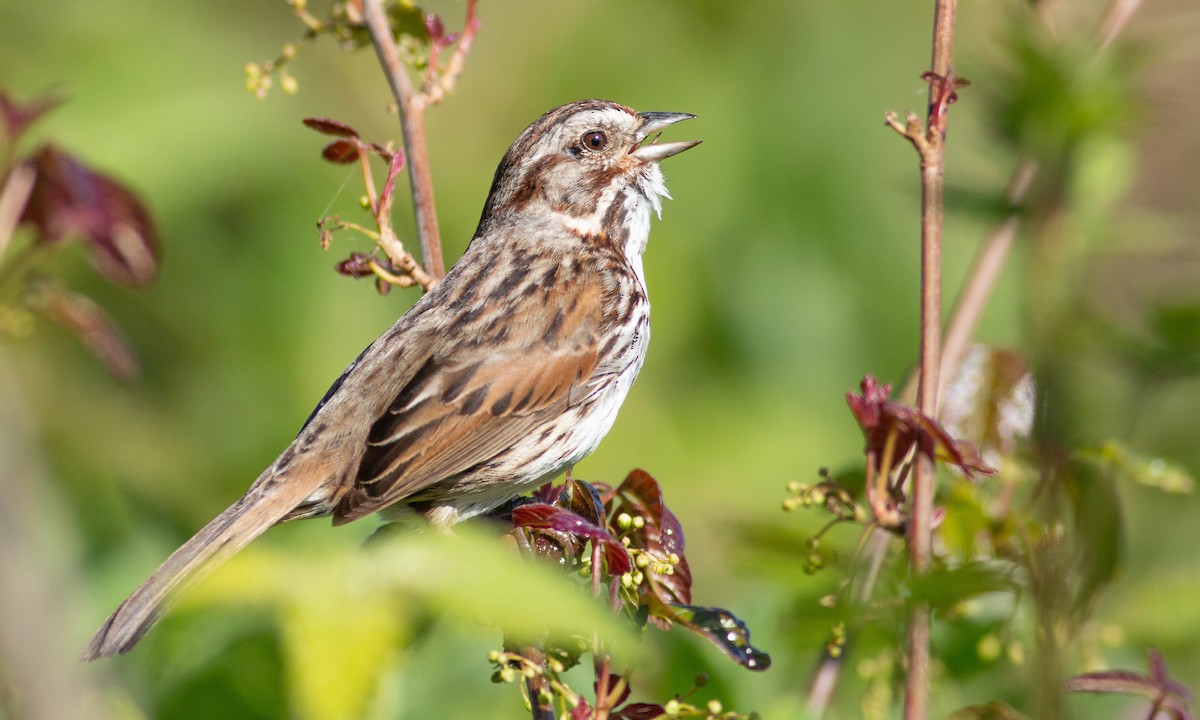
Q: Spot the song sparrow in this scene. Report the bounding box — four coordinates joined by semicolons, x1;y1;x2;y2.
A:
83;99;698;659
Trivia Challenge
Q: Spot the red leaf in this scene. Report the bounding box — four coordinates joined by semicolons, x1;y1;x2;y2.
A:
21;145;159;287
321;139;361;164
614;704;667;720
335;252;375;278
513;503;632;575
615;469;665;525
302;116;360;138
847;374;997;480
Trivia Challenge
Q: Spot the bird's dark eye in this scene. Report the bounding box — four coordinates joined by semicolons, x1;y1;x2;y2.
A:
581;131;608;151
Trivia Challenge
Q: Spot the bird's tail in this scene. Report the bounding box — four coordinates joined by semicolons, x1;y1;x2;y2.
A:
82;468;327;661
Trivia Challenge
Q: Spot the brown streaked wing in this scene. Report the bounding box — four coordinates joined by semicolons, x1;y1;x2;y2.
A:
332;271;606;524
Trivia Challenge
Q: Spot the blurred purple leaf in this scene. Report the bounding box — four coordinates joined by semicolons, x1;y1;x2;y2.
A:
302;116;360;138
0;89;62;142
595;673;631;708
35;286;139;381
1067;670;1163;696
1067;648;1194;720
569;701;593;720
321;139;360;165
425;13;446;42
20;145;159;287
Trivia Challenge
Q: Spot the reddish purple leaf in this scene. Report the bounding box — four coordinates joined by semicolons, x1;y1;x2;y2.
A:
425;13;446;42
1066;670;1163;697
608;470;693;617
367;142;396;163
302;116;360;138
513;503;632;575
847;374;997;480
594;673;631;708
37;288;140;381
335;252;376;279
1067;648;1195;720
615;469;665;525
1;90;62;141
321;139;360;165
21;145;159;287
561;476;606;526
656;506;686;557
378;147;407;217
531;481;560;505
642;506;691;616
614;704;667;720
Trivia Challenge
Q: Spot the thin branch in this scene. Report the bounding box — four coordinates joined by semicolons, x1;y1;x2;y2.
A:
423;0;480;108
895;3;959;719
360;0;445;280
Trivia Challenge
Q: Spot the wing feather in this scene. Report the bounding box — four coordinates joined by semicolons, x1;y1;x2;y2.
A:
332;266;607;523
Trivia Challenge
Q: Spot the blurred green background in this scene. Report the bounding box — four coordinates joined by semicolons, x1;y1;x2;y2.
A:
3;0;1200;718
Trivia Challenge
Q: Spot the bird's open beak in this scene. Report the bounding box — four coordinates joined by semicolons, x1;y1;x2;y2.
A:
631;111;700;162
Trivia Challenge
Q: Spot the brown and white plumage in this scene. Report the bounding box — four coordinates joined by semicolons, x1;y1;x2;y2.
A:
83;99;697;660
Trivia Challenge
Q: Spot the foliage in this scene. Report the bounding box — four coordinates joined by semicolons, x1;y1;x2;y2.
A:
3;0;1200;719
0;91;158;380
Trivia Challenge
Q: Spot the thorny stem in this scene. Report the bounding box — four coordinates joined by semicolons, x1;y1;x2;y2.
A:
360;0;445;280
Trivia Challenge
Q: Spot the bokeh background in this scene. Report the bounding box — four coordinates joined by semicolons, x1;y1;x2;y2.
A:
3;0;1200;718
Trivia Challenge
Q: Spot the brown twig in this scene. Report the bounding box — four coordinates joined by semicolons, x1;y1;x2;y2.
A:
360;0;445;280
